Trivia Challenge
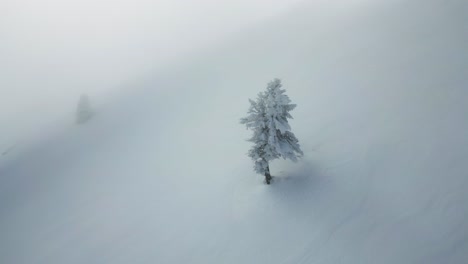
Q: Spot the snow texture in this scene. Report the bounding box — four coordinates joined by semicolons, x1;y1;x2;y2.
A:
0;0;467;263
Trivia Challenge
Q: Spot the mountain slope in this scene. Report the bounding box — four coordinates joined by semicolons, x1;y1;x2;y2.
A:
1;0;467;263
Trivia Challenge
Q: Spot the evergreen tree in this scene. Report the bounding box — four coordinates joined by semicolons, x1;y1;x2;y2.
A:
241;79;303;184
76;94;94;124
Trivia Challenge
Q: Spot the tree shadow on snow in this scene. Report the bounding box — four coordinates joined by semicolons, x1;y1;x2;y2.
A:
266;160;335;208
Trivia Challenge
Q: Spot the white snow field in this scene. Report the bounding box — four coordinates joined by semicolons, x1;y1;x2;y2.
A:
1;0;467;263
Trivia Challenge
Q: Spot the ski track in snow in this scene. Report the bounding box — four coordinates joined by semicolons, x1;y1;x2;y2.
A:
1;0;468;263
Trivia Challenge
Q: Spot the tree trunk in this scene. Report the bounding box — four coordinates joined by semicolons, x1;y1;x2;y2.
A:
265;164;272;185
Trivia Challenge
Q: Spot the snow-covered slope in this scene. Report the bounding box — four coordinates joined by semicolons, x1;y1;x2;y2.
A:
1;0;467;263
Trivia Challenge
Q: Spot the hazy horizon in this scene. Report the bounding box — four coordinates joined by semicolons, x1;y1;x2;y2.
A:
1;0;307;148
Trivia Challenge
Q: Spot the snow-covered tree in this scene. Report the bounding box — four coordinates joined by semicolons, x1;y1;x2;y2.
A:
76;94;94;124
240;79;303;184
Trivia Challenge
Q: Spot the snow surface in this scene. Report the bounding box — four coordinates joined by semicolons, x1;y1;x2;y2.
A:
1;0;468;263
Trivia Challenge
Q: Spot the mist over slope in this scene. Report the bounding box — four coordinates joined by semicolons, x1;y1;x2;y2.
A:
1;0;467;263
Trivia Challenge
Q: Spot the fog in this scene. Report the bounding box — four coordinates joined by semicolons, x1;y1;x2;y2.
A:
1;0;303;148
1;0;467;263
